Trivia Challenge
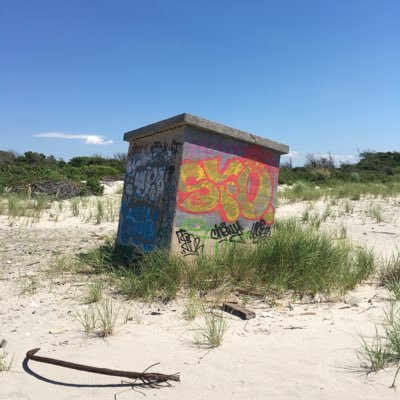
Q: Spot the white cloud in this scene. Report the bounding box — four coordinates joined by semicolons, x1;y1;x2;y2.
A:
282;150;299;158
35;132;113;145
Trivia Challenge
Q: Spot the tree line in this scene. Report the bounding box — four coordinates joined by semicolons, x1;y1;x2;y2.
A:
1;149;399;194
279;151;400;185
0;150;127;194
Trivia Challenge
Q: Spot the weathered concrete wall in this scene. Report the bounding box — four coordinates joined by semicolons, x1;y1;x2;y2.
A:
117;128;183;251
172;126;281;256
118;114;288;256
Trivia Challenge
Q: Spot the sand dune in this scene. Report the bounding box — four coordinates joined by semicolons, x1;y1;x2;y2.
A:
1;187;399;399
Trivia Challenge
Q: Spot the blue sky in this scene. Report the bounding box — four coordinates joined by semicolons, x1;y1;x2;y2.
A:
1;0;399;165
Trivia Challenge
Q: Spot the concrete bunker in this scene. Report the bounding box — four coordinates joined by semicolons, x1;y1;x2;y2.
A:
117;113;289;256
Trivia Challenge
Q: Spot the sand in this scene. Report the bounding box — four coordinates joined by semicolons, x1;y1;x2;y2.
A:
1;183;400;400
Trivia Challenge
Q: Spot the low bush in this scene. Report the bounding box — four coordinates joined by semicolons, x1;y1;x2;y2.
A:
279;151;400;186
85;178;104;196
0;150;124;195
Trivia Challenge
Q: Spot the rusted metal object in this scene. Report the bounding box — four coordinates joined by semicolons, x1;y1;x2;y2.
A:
26;348;180;386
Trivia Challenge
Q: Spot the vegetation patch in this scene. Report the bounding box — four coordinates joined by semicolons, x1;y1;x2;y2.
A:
0;150;125;196
280;151;400;186
356;251;400;387
75;299;120;337
78;219;376;302
279;181;400;203
86;279;104;303
358;302;400;388
380;252;400;300
0;192;54;221
193;309;228;348
0;349;14;372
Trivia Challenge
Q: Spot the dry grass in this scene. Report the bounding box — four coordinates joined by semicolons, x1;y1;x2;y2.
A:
75;299;120;337
193;308;228;348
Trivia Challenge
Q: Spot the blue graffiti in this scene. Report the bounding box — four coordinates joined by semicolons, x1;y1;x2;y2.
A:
118;204;160;252
118;139;182;252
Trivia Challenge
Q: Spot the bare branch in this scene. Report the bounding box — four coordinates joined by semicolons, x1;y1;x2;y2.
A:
26;348;180;385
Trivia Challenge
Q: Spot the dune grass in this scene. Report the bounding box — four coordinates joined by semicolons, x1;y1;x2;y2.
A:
95;198;104;224
96;299;119;337
49;254;85;275
19;277;39;295
6;193;28;217
80;219;375;302
358;302;400;388
193;308;228;348
183;291;202;321
86;279;104;303
0;350;14;372
0;191;120;225
70;197;81;216
0;192;54;220
75;305;98;335
75;299;120;337
367;203;385;223
357;251;400;387
380;251;400;300
279;181;400;203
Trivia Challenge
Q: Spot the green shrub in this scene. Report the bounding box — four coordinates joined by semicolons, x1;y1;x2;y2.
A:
0;151;125;192
279;151;400;186
85;178;104;196
349;172;361;182
82;165;120;178
0;178;6;194
310;168;331;182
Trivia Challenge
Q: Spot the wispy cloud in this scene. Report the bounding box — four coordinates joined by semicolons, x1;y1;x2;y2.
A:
35;132;113;145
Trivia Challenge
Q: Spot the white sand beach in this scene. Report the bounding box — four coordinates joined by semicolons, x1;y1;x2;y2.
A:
1;183;399;400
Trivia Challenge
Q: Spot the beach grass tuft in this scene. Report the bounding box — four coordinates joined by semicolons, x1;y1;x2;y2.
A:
358;302;400;387
83;219;376;301
193;308;228;348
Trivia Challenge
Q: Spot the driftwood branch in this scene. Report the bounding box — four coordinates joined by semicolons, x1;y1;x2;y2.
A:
26;348;180;386
222;302;255;320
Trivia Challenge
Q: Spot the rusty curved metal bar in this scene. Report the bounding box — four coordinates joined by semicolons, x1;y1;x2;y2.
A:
26;348;180;385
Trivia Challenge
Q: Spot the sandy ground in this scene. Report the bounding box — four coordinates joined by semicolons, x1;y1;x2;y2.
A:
1;183;400;400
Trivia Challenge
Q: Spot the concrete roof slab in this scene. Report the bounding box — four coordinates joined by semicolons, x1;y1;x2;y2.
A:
124;113;289;154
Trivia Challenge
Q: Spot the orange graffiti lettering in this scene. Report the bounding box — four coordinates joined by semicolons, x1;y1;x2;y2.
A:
177;156;275;223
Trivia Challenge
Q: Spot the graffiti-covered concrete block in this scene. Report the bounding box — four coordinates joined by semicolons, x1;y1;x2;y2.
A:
117;113;289;256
